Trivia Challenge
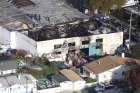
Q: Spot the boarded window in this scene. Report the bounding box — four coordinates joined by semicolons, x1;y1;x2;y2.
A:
82;40;89;45
54;44;62;49
96;39;103;49
68;42;75;47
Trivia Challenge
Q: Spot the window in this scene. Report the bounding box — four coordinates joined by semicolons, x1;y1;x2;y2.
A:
1;72;3;75
96;38;103;42
55;52;61;54
68;42;75;47
122;71;125;75
54;44;62;49
82;40;90;45
96;44;103;49
114;72;118;75
96;38;103;49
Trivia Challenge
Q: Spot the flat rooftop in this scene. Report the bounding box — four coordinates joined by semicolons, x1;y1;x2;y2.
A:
51;74;69;83
0;0;88;28
0;60;18;71
0;0;32;26
18;0;89;25
0;74;33;88
125;4;140;16
28;19;123;41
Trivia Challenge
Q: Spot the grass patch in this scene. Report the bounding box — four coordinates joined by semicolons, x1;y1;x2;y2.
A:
84;77;97;83
30;62;60;79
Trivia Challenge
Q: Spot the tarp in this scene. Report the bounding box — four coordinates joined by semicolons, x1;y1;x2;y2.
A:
89;42;102;56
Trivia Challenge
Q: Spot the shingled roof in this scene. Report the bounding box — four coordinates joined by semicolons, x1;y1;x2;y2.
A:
60;69;84;82
83;56;140;74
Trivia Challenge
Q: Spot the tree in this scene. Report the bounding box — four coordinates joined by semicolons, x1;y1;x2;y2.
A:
136;88;140;93
88;0;127;15
125;61;140;91
130;43;140;59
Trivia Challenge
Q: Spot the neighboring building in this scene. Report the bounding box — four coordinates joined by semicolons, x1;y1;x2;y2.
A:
123;0;139;7
37;69;86;93
37;74;72;91
66;0;138;13
125;2;140;16
0;74;37;93
82;56;137;83
0;27;37;55
0;60;19;76
60;69;86;90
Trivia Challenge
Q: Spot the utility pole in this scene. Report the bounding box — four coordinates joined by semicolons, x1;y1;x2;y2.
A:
128;12;132;50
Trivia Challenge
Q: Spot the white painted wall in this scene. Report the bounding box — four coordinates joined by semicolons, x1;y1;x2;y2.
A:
0;69;16;76
10;32;37;55
37;32;123;56
0;27;11;47
60;81;73;91
124;0;138;7
0;26;123;58
0;27;37;55
97;64;129;83
38;81;86;93
73;81;86;90
38;87;61;93
0;83;35;93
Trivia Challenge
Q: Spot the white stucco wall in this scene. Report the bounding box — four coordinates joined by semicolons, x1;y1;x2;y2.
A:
97;64;128;83
0;27;11;46
0;82;35;93
38;87;61;93
73;81;86;90
60;81;73;91
38;81;86;93
10;32;37;55
0;27;37;55
37;32;123;56
123;0;138;7
0;69;16;76
0;25;123;58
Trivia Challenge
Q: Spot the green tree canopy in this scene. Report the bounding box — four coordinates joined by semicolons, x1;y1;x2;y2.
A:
130;43;140;59
88;0;127;15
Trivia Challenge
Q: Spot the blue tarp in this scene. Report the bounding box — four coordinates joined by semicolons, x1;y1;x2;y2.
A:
89;43;102;56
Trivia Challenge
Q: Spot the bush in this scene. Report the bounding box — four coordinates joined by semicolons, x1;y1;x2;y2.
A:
29;62;59;79
130;43;140;59
84;77;97;83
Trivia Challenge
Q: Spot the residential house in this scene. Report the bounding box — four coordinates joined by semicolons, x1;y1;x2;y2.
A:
124;0;139;7
67;0;139;14
82;56;137;83
0;60;19;76
60;69;86;90
37;69;85;93
0;74;37;93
